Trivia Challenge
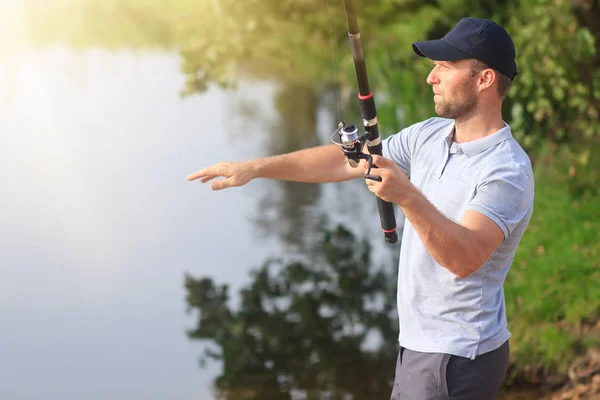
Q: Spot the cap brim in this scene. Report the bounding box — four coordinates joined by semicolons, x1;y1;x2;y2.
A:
412;39;471;61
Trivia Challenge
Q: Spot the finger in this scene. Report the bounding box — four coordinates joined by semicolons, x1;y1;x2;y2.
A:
366;181;382;195
366;182;378;195
187;163;226;181
210;179;229;191
370;155;391;167
210;177;239;191
186;171;203;181
187;168;212;181
365;177;379;186
366;168;383;177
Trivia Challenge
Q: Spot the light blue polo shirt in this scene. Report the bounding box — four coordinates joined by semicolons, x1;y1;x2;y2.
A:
382;117;534;359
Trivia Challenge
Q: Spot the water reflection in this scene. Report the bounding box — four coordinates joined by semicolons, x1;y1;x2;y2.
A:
251;84;322;251
185;223;399;400
0;45;402;400
184;63;404;400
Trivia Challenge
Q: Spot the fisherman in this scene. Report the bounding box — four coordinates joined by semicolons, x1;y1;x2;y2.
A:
188;17;534;400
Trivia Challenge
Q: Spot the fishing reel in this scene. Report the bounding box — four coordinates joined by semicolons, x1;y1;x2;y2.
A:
332;122;381;182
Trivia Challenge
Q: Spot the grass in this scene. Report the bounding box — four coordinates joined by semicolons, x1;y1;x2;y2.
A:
504;147;600;381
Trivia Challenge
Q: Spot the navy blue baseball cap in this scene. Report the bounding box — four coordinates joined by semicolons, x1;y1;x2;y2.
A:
413;17;517;80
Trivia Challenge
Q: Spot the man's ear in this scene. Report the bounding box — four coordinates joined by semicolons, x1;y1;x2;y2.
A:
478;69;496;91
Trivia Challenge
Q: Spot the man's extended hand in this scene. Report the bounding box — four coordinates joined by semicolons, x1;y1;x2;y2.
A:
364;155;414;205
187;161;256;190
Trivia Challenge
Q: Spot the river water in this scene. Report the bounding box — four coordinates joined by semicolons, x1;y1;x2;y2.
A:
0;47;402;400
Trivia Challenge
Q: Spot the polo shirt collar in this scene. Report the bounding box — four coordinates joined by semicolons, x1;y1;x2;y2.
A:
445;122;513;158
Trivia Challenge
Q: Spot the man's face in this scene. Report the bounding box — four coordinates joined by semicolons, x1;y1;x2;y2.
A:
426;60;478;120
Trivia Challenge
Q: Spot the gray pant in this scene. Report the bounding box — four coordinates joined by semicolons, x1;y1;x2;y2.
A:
390;341;509;400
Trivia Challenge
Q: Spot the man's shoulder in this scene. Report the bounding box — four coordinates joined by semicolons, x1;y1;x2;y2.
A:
393;117;454;145
479;140;535;200
506;137;532;165
492;136;533;179
405;117;454;134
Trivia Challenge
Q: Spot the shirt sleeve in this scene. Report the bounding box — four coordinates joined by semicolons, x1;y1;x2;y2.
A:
466;163;534;239
382;124;418;175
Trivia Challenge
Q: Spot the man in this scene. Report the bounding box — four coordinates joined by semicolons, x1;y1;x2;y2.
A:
188;17;534;400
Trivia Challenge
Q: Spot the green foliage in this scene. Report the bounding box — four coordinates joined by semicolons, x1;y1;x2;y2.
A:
505;145;600;378
507;0;600;151
16;0;599;151
9;0;600;149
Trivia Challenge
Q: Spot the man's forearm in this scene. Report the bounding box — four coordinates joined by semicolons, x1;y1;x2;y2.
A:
400;187;482;278
253;144;362;183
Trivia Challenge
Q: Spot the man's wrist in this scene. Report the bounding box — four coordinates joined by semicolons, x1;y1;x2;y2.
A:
247;159;264;180
398;183;421;208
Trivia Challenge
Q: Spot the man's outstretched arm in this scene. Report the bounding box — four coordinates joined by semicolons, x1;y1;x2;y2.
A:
187;144;366;190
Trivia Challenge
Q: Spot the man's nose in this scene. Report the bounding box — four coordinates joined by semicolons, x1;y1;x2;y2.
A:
426;68;438;85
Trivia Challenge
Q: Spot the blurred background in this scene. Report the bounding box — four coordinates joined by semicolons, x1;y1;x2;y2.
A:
0;0;598;399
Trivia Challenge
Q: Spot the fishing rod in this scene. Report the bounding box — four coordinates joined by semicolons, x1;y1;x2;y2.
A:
334;0;398;244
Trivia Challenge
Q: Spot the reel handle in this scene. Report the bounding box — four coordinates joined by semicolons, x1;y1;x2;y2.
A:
365;174;382;182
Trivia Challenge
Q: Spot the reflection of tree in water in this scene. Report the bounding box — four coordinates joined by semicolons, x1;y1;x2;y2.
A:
257;84;322;250
228;82;325;251
185;223;399;400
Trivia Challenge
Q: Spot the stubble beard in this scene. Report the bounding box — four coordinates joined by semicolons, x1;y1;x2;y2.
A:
435;78;479;121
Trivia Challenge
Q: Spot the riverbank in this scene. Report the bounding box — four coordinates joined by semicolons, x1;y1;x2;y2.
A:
500;349;600;399
543;373;600;399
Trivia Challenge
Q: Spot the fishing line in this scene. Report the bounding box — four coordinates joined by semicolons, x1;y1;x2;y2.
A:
326;0;342;123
